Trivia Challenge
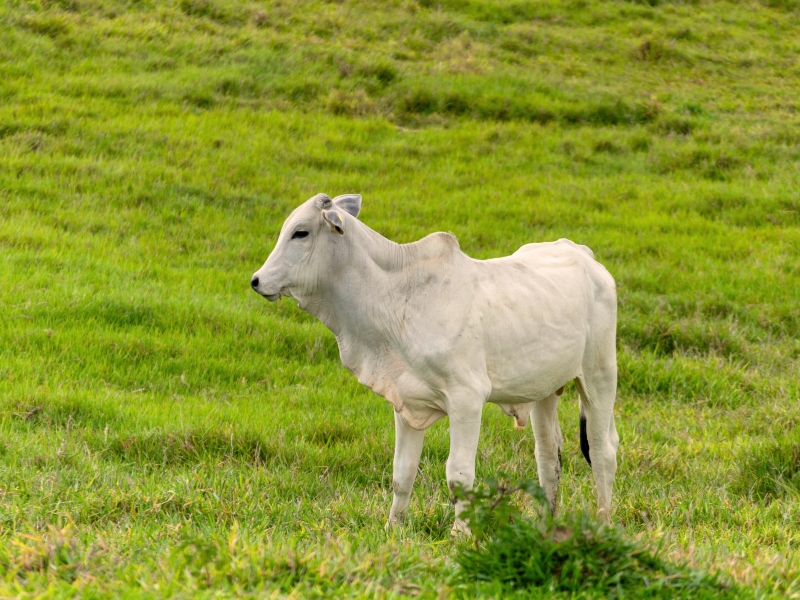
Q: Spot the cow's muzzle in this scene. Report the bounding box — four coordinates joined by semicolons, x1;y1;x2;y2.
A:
250;275;280;302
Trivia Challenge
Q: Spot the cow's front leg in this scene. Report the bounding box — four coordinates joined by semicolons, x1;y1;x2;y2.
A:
446;407;482;535
387;412;425;528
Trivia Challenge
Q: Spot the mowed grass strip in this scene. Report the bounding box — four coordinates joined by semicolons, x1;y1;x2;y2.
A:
1;0;800;597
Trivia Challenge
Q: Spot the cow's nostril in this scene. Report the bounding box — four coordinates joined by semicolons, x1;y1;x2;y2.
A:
251;276;259;289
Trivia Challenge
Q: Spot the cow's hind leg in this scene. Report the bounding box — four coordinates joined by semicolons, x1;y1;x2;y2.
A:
530;393;563;514
576;372;618;524
387;412;425;528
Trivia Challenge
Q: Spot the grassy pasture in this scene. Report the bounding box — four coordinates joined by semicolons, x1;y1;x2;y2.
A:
1;0;799;596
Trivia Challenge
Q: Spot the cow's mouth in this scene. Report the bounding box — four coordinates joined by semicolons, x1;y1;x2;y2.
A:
264;293;280;302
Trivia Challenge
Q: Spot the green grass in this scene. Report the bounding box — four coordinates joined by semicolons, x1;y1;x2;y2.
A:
1;0;799;596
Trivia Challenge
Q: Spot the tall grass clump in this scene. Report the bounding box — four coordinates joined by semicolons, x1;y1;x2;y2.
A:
454;478;737;598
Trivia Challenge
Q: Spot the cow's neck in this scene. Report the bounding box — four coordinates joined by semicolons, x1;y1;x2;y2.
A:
302;219;408;340
346;218;410;273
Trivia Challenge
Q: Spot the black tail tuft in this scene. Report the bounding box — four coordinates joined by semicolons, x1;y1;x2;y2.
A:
579;410;591;466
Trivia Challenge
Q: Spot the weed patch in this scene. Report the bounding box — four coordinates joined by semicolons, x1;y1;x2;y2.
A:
454;478;736;597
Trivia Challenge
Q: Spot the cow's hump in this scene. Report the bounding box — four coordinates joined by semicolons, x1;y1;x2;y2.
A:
406;231;460;262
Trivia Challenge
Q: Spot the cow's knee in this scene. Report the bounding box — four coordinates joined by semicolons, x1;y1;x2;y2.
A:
446;416;481;489
446;461;476;495
389;471;418;525
393;476;413;497
537;449;561;509
446;458;477;535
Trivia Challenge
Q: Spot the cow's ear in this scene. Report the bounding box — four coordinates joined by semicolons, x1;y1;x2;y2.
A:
332;194;361;219
322;209;345;235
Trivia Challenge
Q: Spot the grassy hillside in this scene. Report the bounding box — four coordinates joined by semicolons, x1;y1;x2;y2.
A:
1;0;799;596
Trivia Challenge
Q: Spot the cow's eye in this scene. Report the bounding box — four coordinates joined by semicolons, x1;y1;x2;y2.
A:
292;231;309;239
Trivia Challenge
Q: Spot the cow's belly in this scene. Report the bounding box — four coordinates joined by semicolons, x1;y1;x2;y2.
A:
484;312;584;388
484;324;585;403
486;359;581;403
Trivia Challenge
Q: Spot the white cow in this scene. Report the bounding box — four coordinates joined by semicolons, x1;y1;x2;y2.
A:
251;193;619;531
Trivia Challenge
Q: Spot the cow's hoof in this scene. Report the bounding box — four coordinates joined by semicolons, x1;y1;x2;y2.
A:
450;518;471;537
597;508;612;526
385;515;403;530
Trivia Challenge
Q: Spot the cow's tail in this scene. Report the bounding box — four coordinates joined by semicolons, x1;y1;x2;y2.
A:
579;400;591;466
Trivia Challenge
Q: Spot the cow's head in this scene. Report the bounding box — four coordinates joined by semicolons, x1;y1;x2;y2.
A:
250;193;362;301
